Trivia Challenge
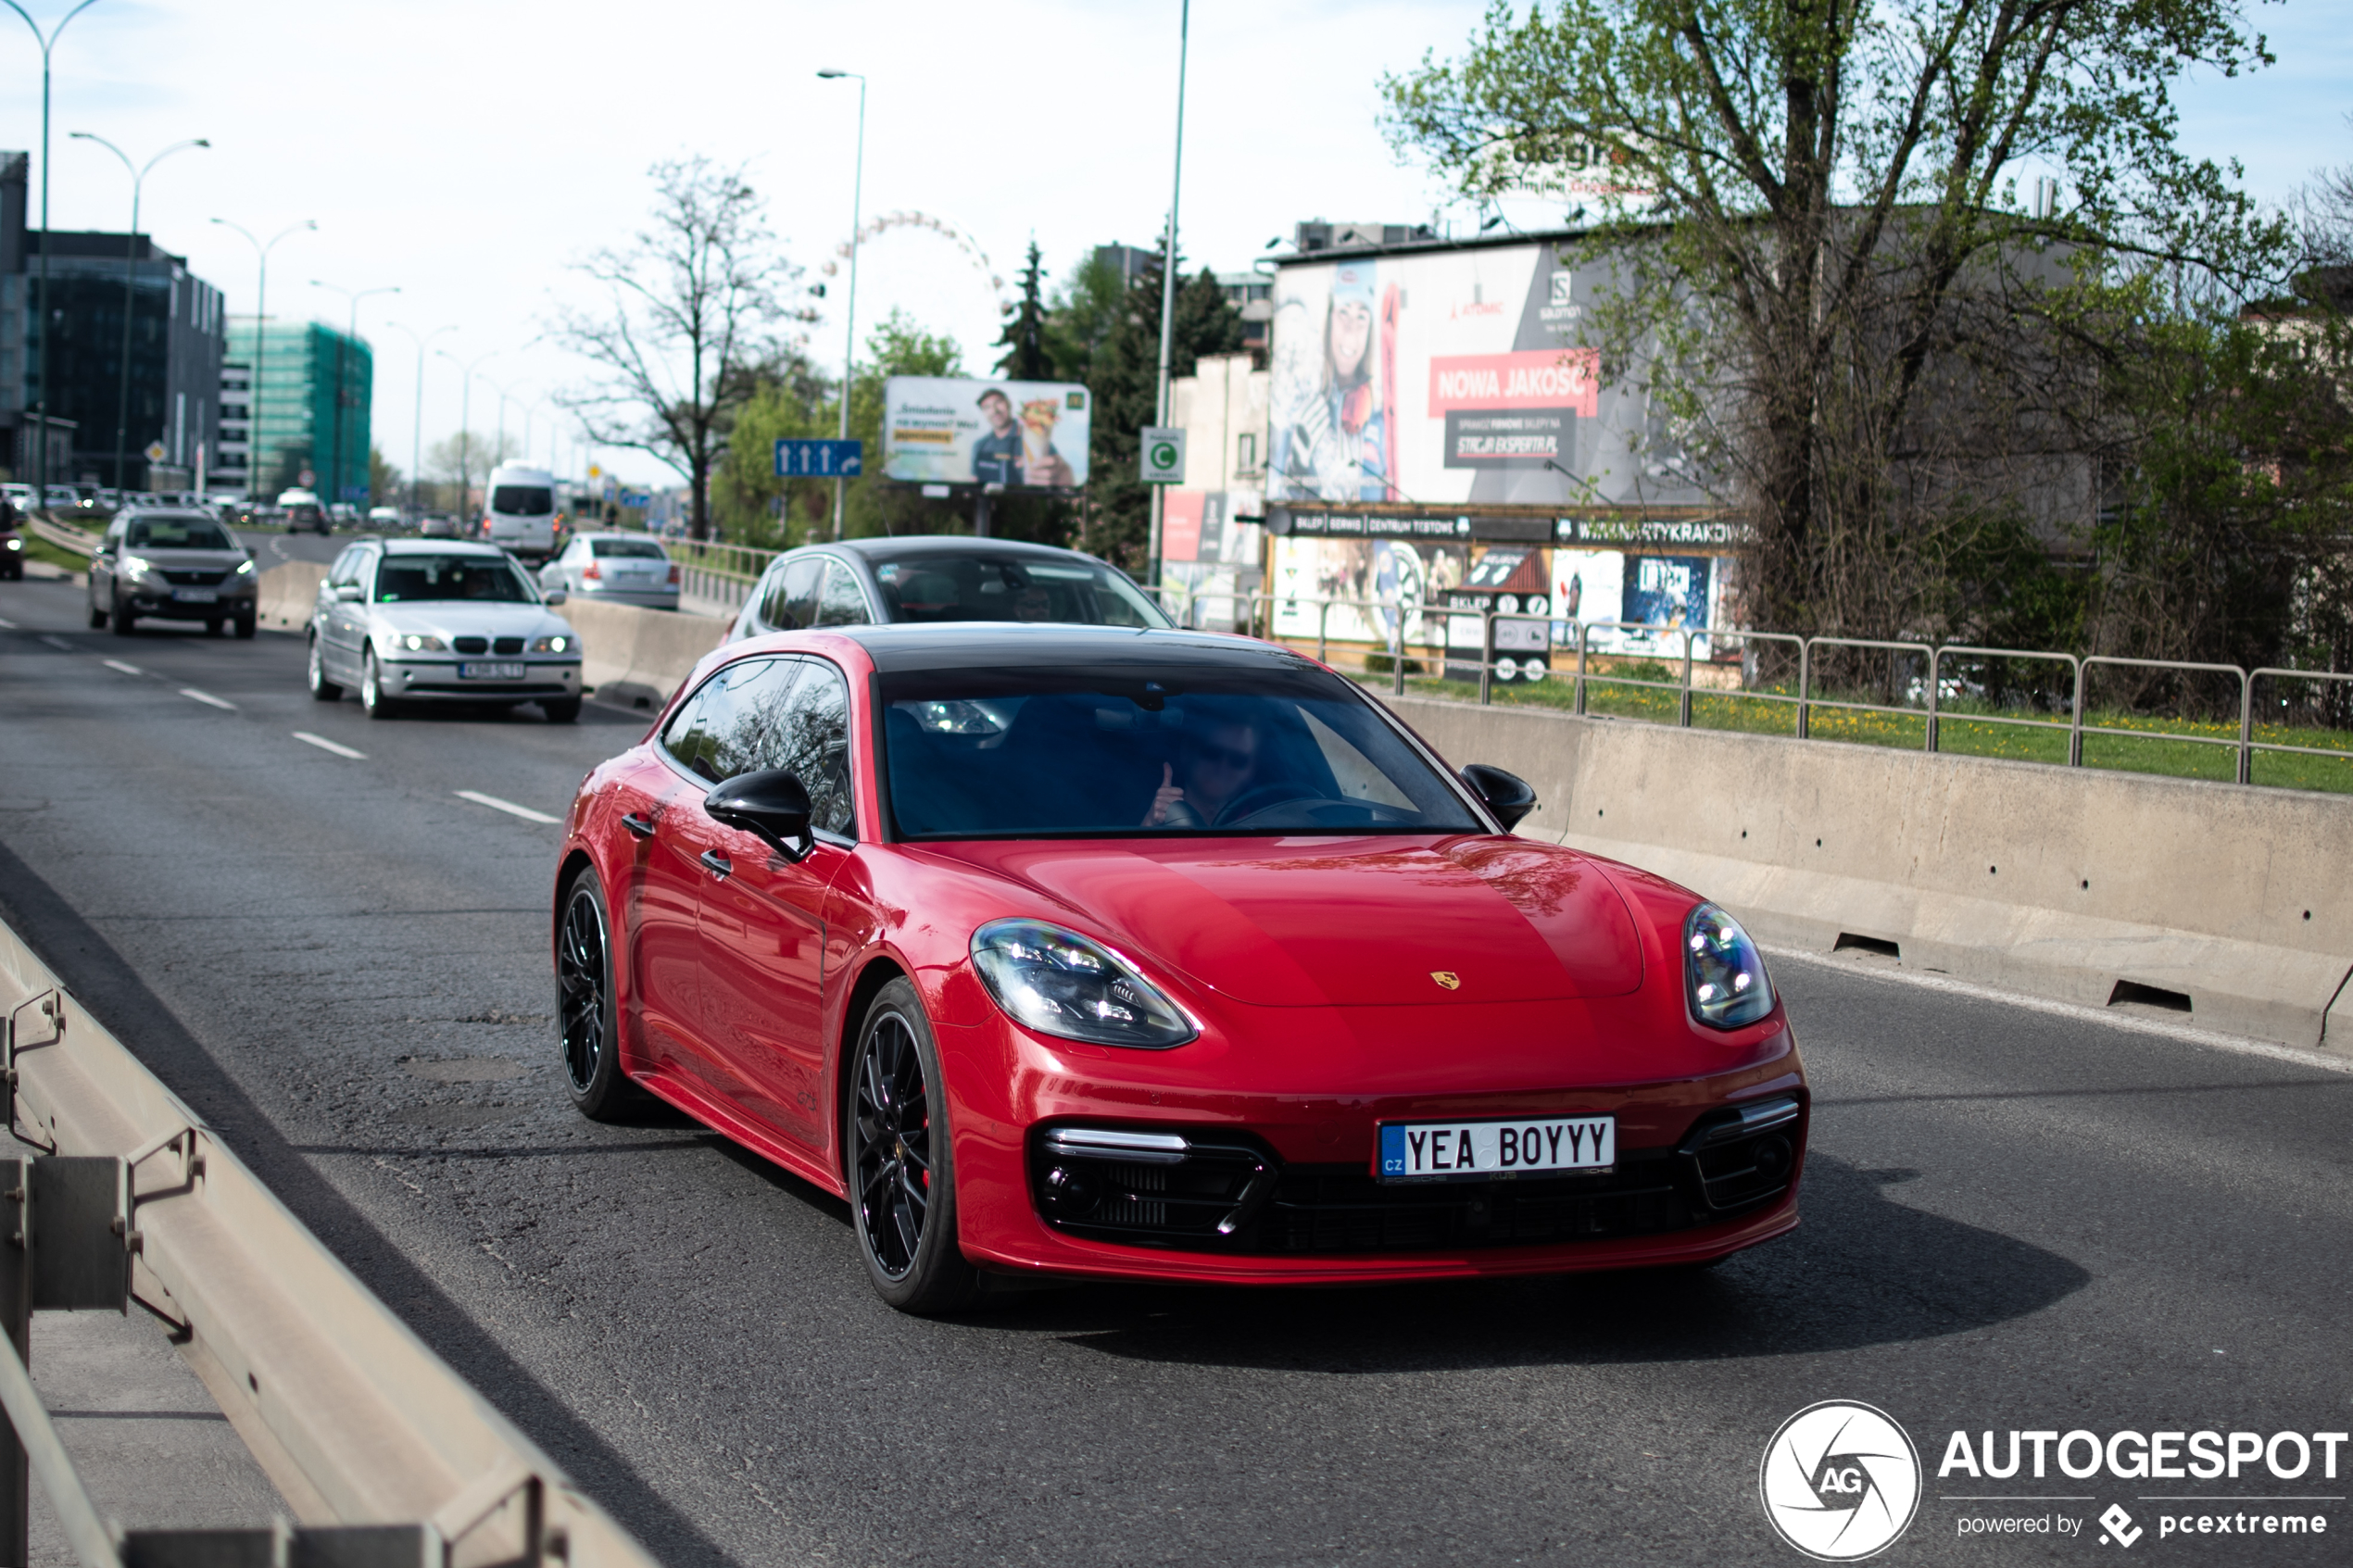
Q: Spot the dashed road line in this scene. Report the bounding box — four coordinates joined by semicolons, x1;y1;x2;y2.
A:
179;687;236;710
293;731;366;759
103;659;142;675
39;635;72;651
455;790;561;825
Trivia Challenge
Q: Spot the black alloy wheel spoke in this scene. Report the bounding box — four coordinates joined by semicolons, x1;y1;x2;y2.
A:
559;892;606;1091
854;1010;936;1280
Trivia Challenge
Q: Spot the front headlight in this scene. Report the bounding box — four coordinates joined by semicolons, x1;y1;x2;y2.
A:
395;633;447;652
531;634;572;653
971;919;1197;1049
119;555;154;580
235;558;255;575
4;536;20;550
1684;902;1775;1029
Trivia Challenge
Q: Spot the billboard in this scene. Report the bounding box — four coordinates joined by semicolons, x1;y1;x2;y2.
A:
882;377;1091;489
1265;245;1710;509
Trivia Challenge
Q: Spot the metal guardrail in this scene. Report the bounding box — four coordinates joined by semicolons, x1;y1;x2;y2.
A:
0;917;661;1568
1158;584;2353;790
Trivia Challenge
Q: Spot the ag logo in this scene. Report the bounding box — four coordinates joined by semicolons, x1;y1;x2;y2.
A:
2098;1504;2142;1548
1759;1401;1921;1561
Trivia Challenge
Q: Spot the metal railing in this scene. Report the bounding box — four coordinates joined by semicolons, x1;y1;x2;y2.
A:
0;916;662;1568
1160;583;2353;792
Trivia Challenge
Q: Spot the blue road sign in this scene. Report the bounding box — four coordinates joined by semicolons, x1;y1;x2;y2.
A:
774;438;864;479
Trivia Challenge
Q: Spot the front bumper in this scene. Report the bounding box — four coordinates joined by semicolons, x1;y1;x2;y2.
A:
120;584;259;620
379;655;582;701
938;1008;1808;1286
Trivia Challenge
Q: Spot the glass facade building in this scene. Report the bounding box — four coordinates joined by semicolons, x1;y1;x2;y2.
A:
224;316;373;503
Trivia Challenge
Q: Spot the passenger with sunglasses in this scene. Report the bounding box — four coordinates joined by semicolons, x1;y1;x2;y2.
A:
1143;721;1262;828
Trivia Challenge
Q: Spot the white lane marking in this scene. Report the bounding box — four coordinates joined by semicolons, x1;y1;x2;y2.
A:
293;731;366;759
1765;944;2353;1076
40;634;73;651
268;537;291;561
0;616;16;628
455;789;561;825
179;687;235;710
104;659;142;675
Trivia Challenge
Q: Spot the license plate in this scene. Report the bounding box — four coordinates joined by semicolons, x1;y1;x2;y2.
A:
172;588;218;603
459;661;526;680
1377;1115;1615;1182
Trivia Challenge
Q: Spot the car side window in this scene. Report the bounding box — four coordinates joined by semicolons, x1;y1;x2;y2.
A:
761;556;824;631
661;656;855;838
327;547;363;588
815;558;869;627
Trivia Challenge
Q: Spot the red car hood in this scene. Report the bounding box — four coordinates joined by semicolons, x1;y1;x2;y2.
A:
930;836;1644;1007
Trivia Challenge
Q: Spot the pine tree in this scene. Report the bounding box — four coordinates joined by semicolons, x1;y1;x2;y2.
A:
995;239;1051;381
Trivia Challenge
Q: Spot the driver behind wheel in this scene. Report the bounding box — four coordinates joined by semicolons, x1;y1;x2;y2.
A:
1143;720;1261;828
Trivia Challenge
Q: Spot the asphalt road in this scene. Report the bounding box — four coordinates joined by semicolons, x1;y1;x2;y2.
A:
1;567;2348;1567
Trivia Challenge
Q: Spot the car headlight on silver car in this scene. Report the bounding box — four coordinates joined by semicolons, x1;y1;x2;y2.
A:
1684;902;1776;1029
118;555;154;580
530;634;572;653
395;633;447;652
971;919;1197;1048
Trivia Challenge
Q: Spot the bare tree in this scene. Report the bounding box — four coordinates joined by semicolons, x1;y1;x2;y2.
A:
552;157;791;540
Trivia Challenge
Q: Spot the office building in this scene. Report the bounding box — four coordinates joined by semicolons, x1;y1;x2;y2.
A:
223;316;373;504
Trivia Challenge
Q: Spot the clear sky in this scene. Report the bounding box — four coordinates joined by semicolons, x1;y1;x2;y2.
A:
3;0;2343;489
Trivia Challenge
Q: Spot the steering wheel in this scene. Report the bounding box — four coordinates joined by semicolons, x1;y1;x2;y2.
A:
1213;781;1320;827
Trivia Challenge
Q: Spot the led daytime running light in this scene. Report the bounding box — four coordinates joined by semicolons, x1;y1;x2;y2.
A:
970;919;1197;1049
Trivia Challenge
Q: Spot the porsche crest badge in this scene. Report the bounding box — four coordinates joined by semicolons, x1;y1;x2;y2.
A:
1430;971;1461;990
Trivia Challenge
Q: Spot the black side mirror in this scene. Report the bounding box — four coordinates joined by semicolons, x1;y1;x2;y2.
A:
705;769;815;860
1461;763;1539;831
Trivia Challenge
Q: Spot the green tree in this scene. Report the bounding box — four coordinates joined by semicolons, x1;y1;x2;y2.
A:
1384;0;2288;637
996;239;1051;381
368;447;400;508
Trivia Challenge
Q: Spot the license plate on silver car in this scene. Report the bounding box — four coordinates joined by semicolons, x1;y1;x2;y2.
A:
1376;1115;1615;1182
459;661;526;680
171;588;218;603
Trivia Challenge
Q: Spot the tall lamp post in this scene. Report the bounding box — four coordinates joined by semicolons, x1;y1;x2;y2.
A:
210;217;314;499
4;0;105;499
69;131;208;492
310;280;396;510
1147;0;1191;588
816;68;864;542
385;320;453;519
437;347;497;532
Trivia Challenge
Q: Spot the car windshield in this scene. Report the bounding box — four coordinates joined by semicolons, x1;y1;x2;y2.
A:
880;659;1481;838
374;554;534;603
870;553;1167;628
590;537;666;559
126;516;233;550
492;485;553;515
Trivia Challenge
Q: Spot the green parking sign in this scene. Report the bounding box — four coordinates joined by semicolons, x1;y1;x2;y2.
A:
1140;427;1186;484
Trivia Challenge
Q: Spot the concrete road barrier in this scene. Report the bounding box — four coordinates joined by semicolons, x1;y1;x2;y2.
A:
1387;695;2353;1050
254;560;327;631
549;596;732;713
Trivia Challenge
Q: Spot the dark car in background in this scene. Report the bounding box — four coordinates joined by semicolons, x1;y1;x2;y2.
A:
86;508;258;636
724;536;1169;644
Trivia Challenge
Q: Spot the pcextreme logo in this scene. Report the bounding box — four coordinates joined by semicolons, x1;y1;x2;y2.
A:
1761;1401;1924;1561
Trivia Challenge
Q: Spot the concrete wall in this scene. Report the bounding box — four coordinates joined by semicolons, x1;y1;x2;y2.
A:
547;596;731;713
255;561;326;630
1389;696;2353;1050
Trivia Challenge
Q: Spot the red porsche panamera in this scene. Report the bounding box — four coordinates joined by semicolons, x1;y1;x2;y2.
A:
553;624;1808;1311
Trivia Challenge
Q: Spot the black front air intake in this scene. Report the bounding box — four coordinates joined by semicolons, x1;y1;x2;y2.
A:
453;636;489;655
1676;1096;1804;1214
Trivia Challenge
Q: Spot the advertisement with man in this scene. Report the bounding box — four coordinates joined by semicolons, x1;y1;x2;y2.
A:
883;377;1090;488
1266;243;1710;509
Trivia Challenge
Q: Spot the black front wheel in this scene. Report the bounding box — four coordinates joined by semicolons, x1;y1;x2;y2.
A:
847;979;979;1313
558;869;639;1120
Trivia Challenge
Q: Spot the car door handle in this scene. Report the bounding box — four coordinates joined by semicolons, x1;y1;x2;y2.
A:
698;849;732;880
622;811;656;840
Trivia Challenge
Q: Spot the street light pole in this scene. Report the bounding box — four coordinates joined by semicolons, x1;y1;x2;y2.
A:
385;320;453;519
438;347;497;532
69;132;208;493
210;218;314;499
1148;0;1191;587
310;280;396;510
817;68;865;542
3;0;105;501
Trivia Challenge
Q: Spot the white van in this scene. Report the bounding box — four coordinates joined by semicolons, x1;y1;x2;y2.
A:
483;463;558;562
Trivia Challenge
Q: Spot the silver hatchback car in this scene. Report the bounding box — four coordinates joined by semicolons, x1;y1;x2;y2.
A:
537;532;680;609
308;539;585;721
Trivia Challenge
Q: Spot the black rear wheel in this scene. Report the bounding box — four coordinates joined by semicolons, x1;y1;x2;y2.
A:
558;868;640;1120
848;979;979;1313
307;635;343;700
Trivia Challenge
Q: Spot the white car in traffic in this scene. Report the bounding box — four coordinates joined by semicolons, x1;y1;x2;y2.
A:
307;539;584;721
